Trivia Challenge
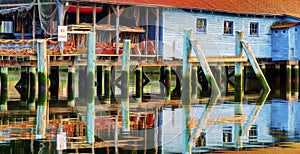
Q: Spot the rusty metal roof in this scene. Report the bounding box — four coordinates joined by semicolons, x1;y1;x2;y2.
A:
66;0;300;17
271;22;300;29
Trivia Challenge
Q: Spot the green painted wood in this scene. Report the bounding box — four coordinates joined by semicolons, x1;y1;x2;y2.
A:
36;39;48;138
0;67;8;111
121;39;131;133
165;66;171;101
28;67;36;110
67;67;75;107
182;29;192;153
135;66;142;103
86;32;96;143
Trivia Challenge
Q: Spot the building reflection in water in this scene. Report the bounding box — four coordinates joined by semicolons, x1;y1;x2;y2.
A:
2;99;300;153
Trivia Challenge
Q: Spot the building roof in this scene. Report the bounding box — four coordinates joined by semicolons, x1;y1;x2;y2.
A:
271;22;300;29
68;0;300;17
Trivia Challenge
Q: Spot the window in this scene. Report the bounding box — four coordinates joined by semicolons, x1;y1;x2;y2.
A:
223;126;232;143
224;21;233;34
250;22;259;36
249;125;258;143
196;18;207;32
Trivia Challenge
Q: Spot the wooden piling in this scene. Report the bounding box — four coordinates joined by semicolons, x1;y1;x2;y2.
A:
67;67;75;108
286;63;292;100
97;66;103;101
234;31;244;149
111;66;116;100
28;67;36;110
20;66;29;107
159;66;165;97
86;32;96;144
294;65;299;99
49;66;59;100
191;66;198;99
104;66;111;104
135;66;142;103
240;40;270;94
164;66;171;101
190;37;221;146
121;39;131;133
171;66;182;98
0;67;8;111
274;64;281;97
234;31;244;103
36;39;48;138
78;66;87;99
182;29;192;153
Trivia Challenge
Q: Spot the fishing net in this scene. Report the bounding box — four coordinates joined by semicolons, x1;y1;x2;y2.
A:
0;0;35;15
37;0;59;35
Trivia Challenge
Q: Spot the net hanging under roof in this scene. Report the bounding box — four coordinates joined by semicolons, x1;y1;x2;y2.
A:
0;0;35;14
38;0;59;35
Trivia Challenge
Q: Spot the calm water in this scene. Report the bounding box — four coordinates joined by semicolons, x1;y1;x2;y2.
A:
1;68;300;153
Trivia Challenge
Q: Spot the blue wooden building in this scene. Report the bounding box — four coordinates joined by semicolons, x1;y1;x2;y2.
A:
271;22;300;61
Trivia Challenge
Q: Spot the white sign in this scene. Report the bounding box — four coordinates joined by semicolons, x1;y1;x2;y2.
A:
56;132;67;150
58;26;68;42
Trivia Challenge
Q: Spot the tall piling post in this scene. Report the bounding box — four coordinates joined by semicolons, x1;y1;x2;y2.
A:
286;62;292;101
104;66;111;104
171;66;182;99
97;66;103;101
86;32;96;144
294;64;299;99
191;66;198;99
49;66;59;100
121;39;131;133
28;67;37;110
159;66;165;97
78;66;87;100
182;29;192;153
0;67;8;111
19;66;29;107
67;66;75;108
234;31;244;149
135;66;142;103
36;39;48;138
274;64;281;97
165;66;171;101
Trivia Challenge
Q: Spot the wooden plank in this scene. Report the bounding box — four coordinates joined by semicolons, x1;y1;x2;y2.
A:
188;56;247;63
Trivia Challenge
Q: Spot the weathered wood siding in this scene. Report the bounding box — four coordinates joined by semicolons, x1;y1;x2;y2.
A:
271;25;300;61
296;25;300;60
271;28;289;60
162;9;278;59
